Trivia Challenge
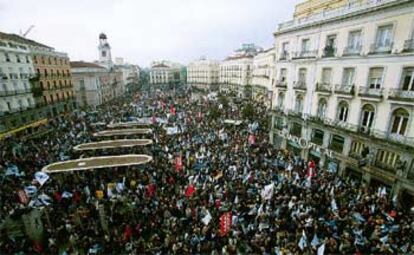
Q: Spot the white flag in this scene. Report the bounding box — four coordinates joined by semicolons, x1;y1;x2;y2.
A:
62;191;73;198
317;243;325;255
298;230;308;251
311;234;320;248
35;172;50;186
261;183;274;200
201;210;212;226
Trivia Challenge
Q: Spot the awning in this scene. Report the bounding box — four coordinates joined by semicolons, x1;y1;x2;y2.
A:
107;122;150;128
42;154;152;173
73;139;153;151
0;118;48;140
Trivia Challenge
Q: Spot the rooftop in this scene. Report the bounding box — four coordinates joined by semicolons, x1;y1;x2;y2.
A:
70;61;106;69
275;0;406;34
0;31;53;49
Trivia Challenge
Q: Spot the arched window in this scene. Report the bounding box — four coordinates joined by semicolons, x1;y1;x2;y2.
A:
317;98;327;118
337;101;349;122
390;108;409;135
295;94;304;113
360;104;375;130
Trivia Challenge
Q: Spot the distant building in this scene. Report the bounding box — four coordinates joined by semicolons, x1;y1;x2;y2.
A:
0;31;75;138
187;58;220;91
71;61;118;107
149;61;182;90
252;48;275;105
97;33;113;69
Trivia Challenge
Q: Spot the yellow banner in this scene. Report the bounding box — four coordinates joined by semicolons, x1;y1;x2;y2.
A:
0;118;48;140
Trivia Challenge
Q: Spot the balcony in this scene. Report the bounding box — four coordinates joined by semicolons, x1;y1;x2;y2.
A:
316;83;332;93
388;88;414;102
334;84;354;95
370;130;414;148
0;89;31;97
275;80;287;88
403;39;414;52
292;50;318;59
293;81;307;91
358;86;383;98
279;51;290;61
369;42;393;54
343;45;362;56
287;109;302;118
322;46;337;58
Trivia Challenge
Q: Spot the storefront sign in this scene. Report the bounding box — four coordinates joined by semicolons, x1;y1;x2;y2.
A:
276;130;334;158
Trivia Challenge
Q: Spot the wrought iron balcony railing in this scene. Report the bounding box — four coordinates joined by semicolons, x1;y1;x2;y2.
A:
403;39;414;52
275;80;287;88
369;42;393;54
322;46;337;58
316;83;332;93
279;51;290;60
334;84;354;95
292;50;318;59
388;88;414;101
293;81;307;91
343;45;362;56
358;86;384;98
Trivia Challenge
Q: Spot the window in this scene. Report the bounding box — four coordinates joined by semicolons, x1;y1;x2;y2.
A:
290;122;302;137
298;68;307;83
16;54;21;63
17;99;23;109
277;92;285;109
376;149;400;170
26;56;30;63
350;141;368;158
5;53;10;62
400;67;414;91
390;108;409;135
317;98;327;118
342;68;355;86
295;94;304;113
326;35;337;48
347;30;362;50
301;39;310;52
102;51;107;57
368;67;384;89
330;135;345;153
280;68;287;82
7;102;11;111
375;25;393;48
321;68;332;84
337;101;349;122
311;129;324;145
360;104;375;130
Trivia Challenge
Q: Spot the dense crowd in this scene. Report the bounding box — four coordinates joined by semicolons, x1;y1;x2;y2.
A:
0;89;413;254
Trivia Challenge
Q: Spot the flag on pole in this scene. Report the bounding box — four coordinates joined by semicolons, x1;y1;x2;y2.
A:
311;234;320;249
34;172;50;186
219;212;232;236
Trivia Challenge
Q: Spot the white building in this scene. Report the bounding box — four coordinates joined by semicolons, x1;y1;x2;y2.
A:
114;58;140;93
270;0;414;206
149;61;182;89
0;34;36;133
219;44;263;96
252;48;276;104
71;61;115;107
187;58;219;91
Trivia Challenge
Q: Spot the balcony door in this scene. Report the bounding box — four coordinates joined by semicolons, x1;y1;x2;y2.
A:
368;67;384;89
375;25;393;48
342;68;355;86
401;67;414;91
360;104;375;131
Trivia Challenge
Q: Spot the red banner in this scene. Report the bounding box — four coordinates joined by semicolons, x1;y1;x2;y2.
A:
185;184;196;197
170;106;176;115
219;212;232;236
175;155;183;172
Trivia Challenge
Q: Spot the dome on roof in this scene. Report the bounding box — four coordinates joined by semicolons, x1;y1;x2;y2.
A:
99;33;107;39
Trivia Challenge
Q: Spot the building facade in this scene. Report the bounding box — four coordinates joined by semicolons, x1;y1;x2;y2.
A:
187;58;220;91
252;48;276;105
270;0;414;207
149;61;182;89
219;44;262;97
31;47;75;118
71;61;117;108
0;32;75;138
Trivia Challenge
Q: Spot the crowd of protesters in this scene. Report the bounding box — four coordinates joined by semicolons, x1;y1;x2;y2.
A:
0;88;413;254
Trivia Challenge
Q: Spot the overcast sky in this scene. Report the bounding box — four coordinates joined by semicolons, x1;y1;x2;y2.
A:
0;0;299;67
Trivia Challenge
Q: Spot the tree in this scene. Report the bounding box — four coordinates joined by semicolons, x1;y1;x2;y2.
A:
218;94;229;108
209;104;221;120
